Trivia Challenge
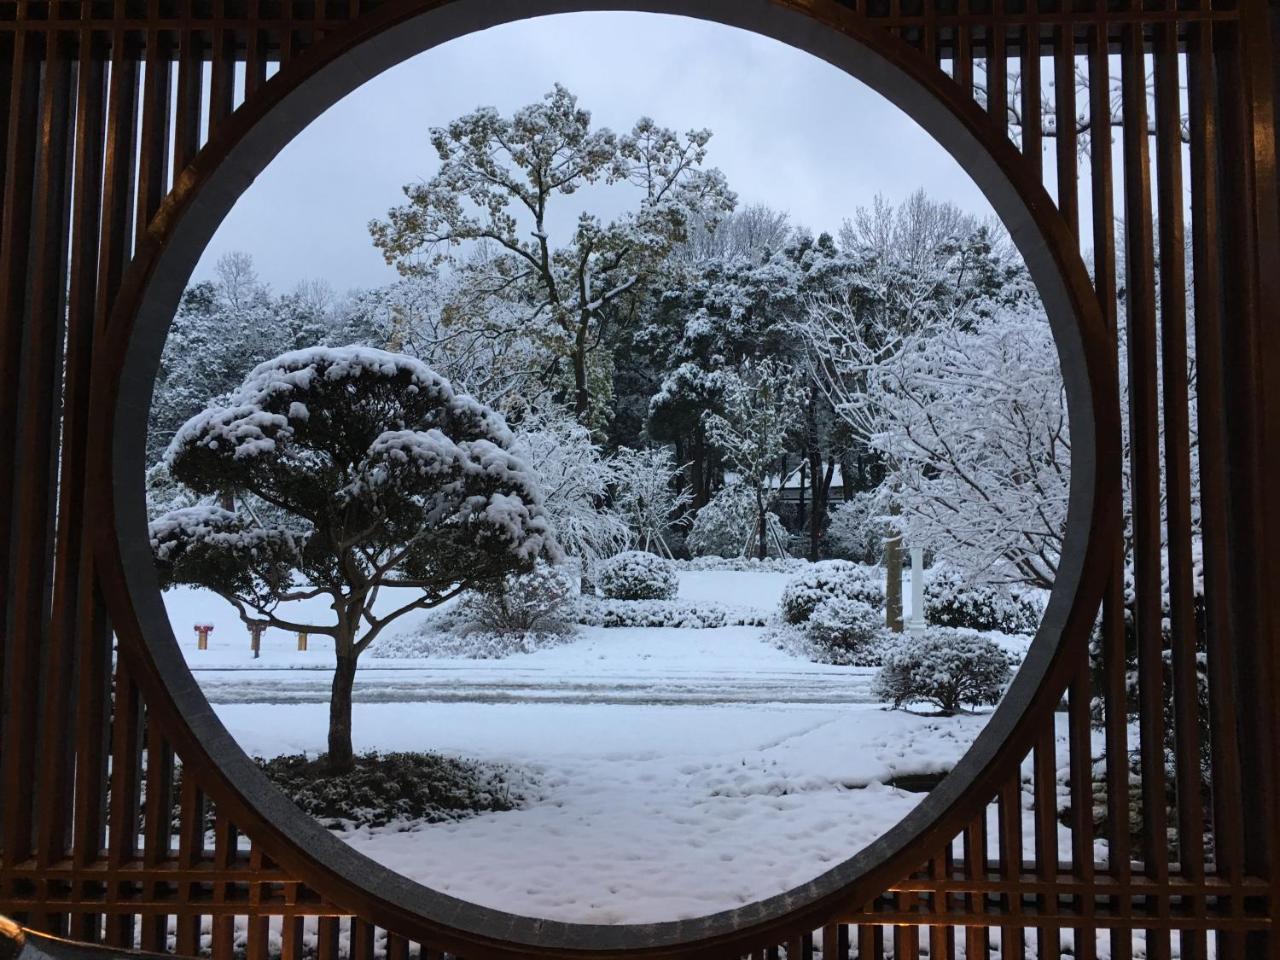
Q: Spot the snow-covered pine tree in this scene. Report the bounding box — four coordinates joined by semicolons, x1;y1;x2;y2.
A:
369;84;736;427
150;347;557;773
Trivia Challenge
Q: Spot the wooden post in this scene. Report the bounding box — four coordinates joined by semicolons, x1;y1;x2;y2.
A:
296;632;308;652
248;623;266;659
884;532;904;633
194;624;213;651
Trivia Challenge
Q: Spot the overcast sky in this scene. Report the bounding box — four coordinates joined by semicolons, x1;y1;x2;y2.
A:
195;11;1003;294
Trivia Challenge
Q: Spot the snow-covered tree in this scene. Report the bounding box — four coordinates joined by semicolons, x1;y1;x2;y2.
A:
150;347;557;773
702;358;803;559
686;482;789;559
370;84;736;426
508;410;628;578
808;295;1066;589
148;252;379;480
610;446;691;558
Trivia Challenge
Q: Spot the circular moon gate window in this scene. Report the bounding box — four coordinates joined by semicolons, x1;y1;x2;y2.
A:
100;2;1116;954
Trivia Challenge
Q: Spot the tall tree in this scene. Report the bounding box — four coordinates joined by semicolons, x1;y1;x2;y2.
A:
370;84;736;427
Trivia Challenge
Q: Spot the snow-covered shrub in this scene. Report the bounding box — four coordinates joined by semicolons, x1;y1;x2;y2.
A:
825;492;888;565
925;567;1041;634
806;597;886;666
461;561;574;636
778;560;884;625
687;484;789;559
873;628;1013;714
672;555;809;574
368;628;572;660
599;550;678;601
257;751;531;828
574;597;770;629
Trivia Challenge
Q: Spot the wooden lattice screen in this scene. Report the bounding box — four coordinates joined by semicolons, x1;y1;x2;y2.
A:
0;1;1277;959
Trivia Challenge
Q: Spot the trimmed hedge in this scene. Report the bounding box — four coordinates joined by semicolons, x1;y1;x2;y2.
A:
873;628;1013;714
599;551;679;601
779;560;884;625
925;567;1041;634
574;597;770;629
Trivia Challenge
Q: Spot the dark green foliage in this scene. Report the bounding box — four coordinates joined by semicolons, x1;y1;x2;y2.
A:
873;628;1013;714
257;751;530;829
925;567;1042;634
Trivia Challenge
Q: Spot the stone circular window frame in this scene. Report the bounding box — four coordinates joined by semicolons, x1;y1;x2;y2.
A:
89;1;1121;955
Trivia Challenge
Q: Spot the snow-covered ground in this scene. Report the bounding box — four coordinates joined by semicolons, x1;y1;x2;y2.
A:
166;569;1032;924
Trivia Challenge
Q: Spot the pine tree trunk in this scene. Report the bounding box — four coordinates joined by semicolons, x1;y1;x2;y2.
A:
885;533;904;633
327;650;358;774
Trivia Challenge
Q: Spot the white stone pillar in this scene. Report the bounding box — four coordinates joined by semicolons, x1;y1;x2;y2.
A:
908;546;926;633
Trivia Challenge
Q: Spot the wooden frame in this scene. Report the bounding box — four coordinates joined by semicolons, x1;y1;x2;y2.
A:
1;0;1277;957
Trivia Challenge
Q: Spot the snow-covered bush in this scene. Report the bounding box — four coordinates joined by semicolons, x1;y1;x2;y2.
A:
806;597;886;666
461;561;574;636
574;597;770;629
824;492;888;565
256;751;530;829
368;628;572;660
599;551;679;601
925;567;1041;634
778;560;883;625
687;483;789;558
873;628;1013;714
672;555;809;574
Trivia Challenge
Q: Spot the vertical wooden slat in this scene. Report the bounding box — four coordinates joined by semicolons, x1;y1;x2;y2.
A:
280;915;306;960
65;25;113;945
1053;25;1079;236
998;776;1024;960
1087;27;1133;960
171;1;202;174
1021;24;1042;176
104;666;142;948
822;924;841;960
964;814;989;960
135;0;171;237
955;18;973;95
246;913;270;960
1119;26;1171;960
211;808;238;952
1067;668;1097;960
207;0;235;130
0;22;43;819
36;18;104;931
353;917;376;960
1209;16;1278;934
317;915;341;960
173;772;205;957
139;726;174;951
5;29;74;910
892;890;918;960
987;24;1008;136
1185;18;1245;927
96;9;140;328
1032;727;1058;959
1151;21;1206;960
244;0;267;98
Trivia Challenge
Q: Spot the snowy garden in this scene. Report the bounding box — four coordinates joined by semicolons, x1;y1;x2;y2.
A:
144;81;1201;926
